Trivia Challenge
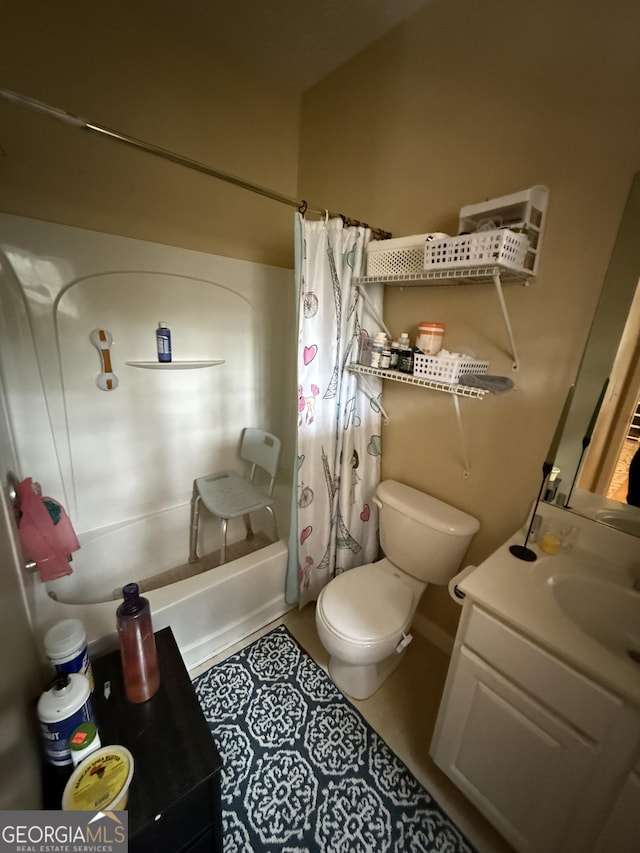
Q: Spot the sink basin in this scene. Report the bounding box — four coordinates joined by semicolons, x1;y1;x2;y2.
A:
596;510;640;537
550;575;640;660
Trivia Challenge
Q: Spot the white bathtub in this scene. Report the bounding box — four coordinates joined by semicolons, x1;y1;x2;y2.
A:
35;536;292;671
32;484;293;671
0;214;297;673
31;479;294;672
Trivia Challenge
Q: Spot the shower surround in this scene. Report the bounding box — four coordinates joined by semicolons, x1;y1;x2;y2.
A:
0;213;294;666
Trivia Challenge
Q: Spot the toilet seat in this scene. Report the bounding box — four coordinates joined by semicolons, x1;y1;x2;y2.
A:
317;562;413;646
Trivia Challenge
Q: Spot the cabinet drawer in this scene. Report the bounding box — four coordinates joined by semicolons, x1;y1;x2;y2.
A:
464;605;622;741
131;778;216;853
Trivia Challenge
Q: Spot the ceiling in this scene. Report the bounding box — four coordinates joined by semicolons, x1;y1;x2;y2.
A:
186;0;433;92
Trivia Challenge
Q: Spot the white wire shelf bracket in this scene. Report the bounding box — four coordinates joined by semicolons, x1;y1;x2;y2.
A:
452;394;471;479
347;363;488;399
491;269;520;371
348;363;490;479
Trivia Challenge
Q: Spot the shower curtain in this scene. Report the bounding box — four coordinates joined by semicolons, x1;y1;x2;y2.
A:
286;213;383;607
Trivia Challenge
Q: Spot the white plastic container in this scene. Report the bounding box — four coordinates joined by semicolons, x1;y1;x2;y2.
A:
63;745;134;811
366;234;430;277
423;229;529;273
416;322;445;355
370;332;388;368
37;673;95;766
44;618;94;692
458;185;549;275
413;353;489;384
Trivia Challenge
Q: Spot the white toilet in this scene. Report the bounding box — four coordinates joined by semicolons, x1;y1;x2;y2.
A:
316;479;480;699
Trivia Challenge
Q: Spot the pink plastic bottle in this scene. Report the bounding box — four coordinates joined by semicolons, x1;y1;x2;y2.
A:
116;583;161;703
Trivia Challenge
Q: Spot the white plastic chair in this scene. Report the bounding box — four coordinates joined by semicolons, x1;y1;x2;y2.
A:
188;428;281;565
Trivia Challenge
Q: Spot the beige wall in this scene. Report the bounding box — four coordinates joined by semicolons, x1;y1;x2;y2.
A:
298;0;640;634
0;0;300;267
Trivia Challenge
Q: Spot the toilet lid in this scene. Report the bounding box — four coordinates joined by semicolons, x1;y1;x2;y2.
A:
319;563;413;644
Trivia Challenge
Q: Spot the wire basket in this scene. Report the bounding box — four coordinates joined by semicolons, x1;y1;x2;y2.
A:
413;353;489;384
366;234;429;277
423;229;529;272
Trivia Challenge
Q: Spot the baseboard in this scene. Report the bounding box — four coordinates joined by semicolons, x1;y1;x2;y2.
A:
411;612;454;656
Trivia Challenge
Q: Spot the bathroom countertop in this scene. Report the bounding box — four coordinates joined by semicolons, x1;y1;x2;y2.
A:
457;507;640;707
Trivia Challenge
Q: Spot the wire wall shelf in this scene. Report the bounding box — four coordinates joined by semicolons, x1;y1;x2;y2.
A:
347;364;488;399
356;265;529;370
354;265;532;288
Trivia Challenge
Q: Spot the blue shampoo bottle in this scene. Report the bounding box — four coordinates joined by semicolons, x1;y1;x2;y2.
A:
156;322;172;362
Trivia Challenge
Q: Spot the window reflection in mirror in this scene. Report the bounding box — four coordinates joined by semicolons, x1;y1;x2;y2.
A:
581;283;640;501
554;172;640;536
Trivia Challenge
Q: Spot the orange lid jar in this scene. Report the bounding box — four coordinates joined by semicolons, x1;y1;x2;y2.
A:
416;322;445;355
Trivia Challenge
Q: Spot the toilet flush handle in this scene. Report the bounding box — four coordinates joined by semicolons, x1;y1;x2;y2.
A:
395;633;413;654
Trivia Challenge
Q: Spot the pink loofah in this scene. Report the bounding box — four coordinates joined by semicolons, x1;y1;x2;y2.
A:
16;478;79;582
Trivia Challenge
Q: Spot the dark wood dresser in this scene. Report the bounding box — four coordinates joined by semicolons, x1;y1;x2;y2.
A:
90;626;223;852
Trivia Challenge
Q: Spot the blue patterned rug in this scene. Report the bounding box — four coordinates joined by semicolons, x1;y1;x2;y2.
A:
193;625;476;853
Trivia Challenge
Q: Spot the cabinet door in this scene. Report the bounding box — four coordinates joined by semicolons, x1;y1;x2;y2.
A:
593;769;640;853
431;646;600;853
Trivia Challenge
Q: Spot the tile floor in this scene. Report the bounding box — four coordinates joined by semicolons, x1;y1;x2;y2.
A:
190;604;515;853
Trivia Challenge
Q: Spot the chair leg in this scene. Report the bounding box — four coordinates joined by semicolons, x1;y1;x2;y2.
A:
242;514;254;540
219;518;228;565
189;490;201;564
265;506;278;543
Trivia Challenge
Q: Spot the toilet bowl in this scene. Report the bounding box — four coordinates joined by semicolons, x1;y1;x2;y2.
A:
316;558;421;699
316;479;479;699
316;559;417;662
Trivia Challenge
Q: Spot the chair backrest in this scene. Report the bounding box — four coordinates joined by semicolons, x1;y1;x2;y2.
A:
240;428;281;494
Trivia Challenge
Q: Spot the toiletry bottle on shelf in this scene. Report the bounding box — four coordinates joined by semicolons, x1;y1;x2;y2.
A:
370;332;388;368
156;322;172;363
397;332;414;374
116;583;160;703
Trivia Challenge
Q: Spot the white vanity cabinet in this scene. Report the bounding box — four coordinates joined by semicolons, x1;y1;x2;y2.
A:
430;604;640;853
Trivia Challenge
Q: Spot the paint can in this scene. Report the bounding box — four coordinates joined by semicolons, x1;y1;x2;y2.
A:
37;673;95;766
44;618;94;692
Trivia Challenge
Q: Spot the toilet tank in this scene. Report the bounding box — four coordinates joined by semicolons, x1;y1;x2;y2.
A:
376;480;480;584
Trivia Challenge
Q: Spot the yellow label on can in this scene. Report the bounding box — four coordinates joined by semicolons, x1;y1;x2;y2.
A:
65;748;131;811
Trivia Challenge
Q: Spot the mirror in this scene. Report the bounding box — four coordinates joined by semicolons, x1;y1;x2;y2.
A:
553;172;640;535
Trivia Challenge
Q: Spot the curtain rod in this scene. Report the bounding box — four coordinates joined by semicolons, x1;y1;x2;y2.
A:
0;89;391;240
